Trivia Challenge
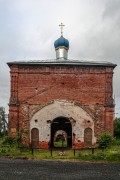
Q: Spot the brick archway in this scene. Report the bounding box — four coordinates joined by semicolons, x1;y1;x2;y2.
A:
30;100;96;149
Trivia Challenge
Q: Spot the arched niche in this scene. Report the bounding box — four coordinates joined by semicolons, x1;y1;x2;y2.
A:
84;128;92;147
31;128;39;148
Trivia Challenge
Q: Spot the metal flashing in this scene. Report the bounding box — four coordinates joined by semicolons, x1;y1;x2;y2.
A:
7;59;117;68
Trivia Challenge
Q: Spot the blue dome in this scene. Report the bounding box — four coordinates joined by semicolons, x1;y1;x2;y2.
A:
54;36;69;49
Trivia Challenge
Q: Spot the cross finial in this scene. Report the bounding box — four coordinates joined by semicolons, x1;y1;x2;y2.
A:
59;23;65;36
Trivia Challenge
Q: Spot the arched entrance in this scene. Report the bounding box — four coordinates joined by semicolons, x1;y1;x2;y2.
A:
30;100;96;149
51;117;72;148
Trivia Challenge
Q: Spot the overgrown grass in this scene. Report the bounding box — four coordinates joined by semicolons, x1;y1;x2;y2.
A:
54;140;67;147
0;136;120;162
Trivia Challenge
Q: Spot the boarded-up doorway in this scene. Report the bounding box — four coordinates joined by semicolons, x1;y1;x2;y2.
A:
31;128;39;149
84;128;92;147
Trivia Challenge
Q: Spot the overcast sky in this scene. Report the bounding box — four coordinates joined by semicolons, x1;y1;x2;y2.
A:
0;0;120;117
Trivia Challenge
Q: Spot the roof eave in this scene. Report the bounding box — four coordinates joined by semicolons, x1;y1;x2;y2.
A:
7;61;117;68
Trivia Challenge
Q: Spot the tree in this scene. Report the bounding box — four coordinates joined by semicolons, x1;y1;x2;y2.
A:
0;107;8;136
114;117;120;138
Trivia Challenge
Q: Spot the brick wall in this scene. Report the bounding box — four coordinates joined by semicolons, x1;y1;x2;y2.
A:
8;64;115;147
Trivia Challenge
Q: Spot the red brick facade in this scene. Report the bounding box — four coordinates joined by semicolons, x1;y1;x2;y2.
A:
7;62;116;148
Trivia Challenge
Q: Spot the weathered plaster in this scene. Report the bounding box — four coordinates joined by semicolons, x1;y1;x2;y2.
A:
30;100;96;147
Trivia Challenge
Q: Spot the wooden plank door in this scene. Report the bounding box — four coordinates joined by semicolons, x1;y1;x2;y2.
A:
84;128;92;147
31;128;39;149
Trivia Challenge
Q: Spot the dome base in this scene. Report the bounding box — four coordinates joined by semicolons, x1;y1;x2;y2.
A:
56;48;68;60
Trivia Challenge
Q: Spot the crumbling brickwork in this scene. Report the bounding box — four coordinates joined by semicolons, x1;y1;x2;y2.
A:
7;62;116;148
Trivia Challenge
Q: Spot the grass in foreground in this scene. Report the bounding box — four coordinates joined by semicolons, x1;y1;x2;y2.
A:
0;136;120;162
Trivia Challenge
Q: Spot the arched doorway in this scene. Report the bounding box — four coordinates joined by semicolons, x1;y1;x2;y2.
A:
54;130;67;147
51;117;72;148
31;128;39;149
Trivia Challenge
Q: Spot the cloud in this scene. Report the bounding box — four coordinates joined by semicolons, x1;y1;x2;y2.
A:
0;0;120;116
103;0;120;19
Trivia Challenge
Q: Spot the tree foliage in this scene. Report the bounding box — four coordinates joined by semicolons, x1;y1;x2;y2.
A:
114;117;120;138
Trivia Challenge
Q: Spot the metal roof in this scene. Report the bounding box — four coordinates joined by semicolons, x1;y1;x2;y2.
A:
7;59;117;67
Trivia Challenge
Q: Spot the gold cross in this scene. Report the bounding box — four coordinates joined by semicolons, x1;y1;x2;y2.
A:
59;23;65;36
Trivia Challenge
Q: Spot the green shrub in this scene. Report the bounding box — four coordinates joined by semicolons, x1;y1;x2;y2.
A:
3;136;14;145
2;135;21;147
98;133;113;149
116;139;120;146
1;149;6;153
14;135;21;147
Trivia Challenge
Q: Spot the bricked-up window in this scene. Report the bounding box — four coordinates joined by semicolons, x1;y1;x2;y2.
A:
11;75;18;99
31;128;39;149
84;128;92;147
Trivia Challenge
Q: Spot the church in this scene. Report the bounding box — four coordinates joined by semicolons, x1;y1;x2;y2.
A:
7;24;116;149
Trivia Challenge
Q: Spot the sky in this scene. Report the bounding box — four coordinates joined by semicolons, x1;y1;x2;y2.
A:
0;0;120;117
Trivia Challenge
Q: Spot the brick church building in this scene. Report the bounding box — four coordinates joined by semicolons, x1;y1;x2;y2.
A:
7;29;116;149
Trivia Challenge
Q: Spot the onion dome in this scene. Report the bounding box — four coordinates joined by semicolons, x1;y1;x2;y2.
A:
54;36;69;50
